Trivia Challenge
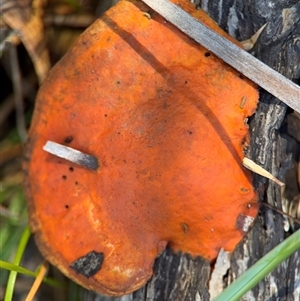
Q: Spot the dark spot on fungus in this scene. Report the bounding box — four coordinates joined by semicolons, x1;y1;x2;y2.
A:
239;74;245;79
188;130;193;135
181;223;189;234
69;167;74;172
104;114;107;117
240;187;250;193
185;80;188;84
65;204;69;209
64;136;73;144
62;175;67;180
75;181;79;185
204;51;211;57
70;251;104;278
116;80;121;85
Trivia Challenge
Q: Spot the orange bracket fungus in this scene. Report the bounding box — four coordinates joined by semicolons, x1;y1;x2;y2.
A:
24;0;259;296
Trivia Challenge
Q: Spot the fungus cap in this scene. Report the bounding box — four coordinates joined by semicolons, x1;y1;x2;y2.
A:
24;0;259;296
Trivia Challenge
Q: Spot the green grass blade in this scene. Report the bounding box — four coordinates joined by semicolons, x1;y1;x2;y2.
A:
4;226;31;301
0;260;65;288
213;229;300;301
0;260;37;277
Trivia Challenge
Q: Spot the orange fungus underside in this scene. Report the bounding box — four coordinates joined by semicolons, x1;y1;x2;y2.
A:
24;0;259;296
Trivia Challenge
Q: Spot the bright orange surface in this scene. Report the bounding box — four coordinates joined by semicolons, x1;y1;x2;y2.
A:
24;0;259;296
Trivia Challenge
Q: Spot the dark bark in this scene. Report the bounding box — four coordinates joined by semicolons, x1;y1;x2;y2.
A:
207;1;300;300
133;249;210;301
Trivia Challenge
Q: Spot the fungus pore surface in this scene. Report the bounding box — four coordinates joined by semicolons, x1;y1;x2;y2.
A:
24;0;259;296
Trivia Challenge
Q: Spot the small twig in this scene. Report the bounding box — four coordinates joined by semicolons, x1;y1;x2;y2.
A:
43;141;99;170
9;45;27;143
241;23;267;51
262;202;300;225
242;158;285;187
25;261;49;301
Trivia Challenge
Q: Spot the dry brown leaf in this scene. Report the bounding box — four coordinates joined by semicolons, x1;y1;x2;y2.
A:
1;0;50;83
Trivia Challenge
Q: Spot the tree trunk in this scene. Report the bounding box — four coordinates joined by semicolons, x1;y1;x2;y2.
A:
85;0;300;300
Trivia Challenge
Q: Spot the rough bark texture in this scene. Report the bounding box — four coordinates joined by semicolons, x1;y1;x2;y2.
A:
85;0;300;300
133;249;210;301
204;1;300;300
